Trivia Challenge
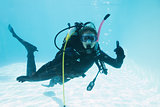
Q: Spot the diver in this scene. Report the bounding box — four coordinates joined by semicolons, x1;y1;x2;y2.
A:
8;22;125;87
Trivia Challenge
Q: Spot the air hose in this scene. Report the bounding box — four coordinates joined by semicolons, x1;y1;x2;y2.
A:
62;28;75;107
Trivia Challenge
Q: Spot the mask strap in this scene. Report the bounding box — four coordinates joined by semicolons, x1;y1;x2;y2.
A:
84;22;96;30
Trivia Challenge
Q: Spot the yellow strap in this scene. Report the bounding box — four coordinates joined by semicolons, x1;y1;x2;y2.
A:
62;29;75;106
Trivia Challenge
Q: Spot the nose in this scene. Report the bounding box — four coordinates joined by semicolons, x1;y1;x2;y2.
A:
85;40;92;49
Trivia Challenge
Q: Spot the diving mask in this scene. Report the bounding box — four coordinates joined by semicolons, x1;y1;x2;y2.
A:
81;33;97;49
81;33;97;42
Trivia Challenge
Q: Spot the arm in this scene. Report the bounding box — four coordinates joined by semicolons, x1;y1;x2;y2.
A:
99;41;125;68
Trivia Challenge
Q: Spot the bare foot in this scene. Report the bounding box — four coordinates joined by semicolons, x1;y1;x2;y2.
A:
16;76;29;83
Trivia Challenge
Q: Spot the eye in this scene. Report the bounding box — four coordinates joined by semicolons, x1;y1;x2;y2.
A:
90;36;97;42
90;37;95;41
81;36;88;42
84;37;89;41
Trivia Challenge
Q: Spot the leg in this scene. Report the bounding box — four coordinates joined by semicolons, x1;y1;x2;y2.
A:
8;25;38;77
17;60;61;83
41;77;71;87
26;52;36;76
41;78;57;87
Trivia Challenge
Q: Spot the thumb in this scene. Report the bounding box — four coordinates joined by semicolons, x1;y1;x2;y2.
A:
116;41;119;48
114;41;119;52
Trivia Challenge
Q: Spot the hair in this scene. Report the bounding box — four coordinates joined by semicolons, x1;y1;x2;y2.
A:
79;26;97;37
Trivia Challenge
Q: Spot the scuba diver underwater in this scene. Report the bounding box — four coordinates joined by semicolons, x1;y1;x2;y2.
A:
8;14;125;90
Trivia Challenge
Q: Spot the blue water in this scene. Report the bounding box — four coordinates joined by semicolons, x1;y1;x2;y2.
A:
0;0;160;103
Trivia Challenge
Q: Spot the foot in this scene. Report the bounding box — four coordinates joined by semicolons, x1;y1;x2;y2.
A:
8;24;17;37
8;24;38;53
16;76;29;83
23;41;38;53
41;78;58;87
41;84;56;87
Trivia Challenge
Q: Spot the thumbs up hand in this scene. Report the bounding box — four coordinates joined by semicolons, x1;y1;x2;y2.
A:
114;41;125;59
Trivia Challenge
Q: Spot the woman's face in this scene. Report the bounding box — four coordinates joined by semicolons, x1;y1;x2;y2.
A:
81;31;97;49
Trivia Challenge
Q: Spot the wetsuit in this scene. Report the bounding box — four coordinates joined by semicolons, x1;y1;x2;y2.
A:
27;34;125;87
8;25;125;87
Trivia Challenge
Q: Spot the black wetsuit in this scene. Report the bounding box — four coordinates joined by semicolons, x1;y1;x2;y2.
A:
31;34;98;82
9;25;125;86
28;34;125;86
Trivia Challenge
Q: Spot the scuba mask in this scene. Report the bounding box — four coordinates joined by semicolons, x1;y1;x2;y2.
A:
81;33;97;49
81;33;97;42
79;23;98;50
